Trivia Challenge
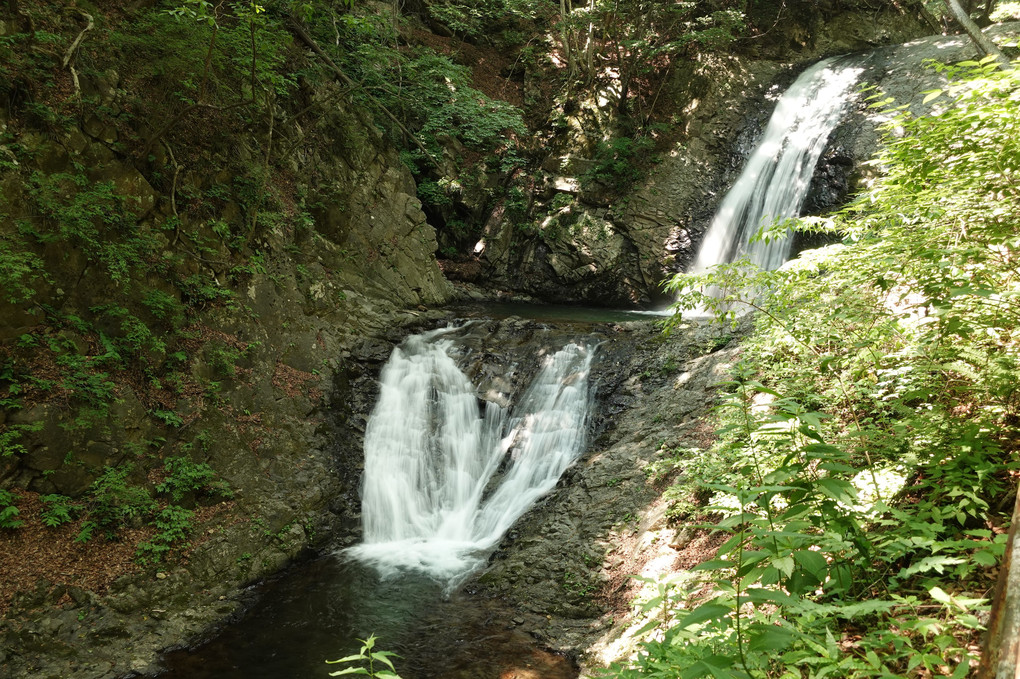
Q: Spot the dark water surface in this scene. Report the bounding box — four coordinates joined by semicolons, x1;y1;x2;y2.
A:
156;555;575;679
447;301;669;324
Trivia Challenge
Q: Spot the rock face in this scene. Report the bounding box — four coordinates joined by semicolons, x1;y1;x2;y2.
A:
0;17;452;676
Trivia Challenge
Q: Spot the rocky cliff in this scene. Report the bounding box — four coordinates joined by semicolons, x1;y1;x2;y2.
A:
0;3;451;676
469;7;1020;307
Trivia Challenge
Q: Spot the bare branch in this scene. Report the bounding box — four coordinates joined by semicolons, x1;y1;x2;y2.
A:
62;11;94;69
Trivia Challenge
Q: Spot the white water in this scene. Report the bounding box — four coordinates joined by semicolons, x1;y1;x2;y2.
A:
690;56;864;275
348;327;595;584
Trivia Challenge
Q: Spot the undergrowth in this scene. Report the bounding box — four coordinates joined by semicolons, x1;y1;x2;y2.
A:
607;57;1020;678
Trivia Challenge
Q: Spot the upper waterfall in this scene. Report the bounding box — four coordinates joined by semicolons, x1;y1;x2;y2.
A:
690;56;865;275
348;326;596;584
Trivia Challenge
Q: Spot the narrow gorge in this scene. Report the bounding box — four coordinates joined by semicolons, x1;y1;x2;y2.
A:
1;2;1017;678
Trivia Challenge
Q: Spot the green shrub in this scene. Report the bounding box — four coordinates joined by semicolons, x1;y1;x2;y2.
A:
40;493;78;527
580;135;654;194
0;489;23;529
156;455;233;503
0;238;47;304
135;504;195;565
77;464;155;542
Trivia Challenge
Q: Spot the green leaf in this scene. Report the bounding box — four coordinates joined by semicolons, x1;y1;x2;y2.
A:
327;668;370;676
973;549;998;567
327;654;369;665
816;478;857;504
929;586;952;605
774;555;795;577
632;617;663;637
792;550;829;580
748;624;797;652
370;652;396;671
674;603;732;631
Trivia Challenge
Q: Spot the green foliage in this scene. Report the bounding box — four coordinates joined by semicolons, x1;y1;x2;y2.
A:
25;171;157;286
326;634;403;679
136;504;195;565
0;238;47;304
0;422;43;457
580;135;655;194
613;57;1020;679
142;290;187;329
206;340;244;378
40;493;77;527
77;464;155;542
351;46;526;163
67;455;230;563
425;0;537;40
0;489;23;529
156;455;233;503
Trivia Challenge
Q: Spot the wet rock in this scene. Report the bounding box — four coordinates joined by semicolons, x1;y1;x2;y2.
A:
473;320;747;664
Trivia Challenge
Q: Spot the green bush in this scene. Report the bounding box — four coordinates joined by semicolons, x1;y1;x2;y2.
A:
136;504;195;565
26;171;157;287
580;135;655;194
156;455;233;503
40;493;77;527
77;464;155;542
0;238;47;304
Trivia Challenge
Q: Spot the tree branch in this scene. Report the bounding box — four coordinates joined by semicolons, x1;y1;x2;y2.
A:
944;0;1012;70
62;11;94;69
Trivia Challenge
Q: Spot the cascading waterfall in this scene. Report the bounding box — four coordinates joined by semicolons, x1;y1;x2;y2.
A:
690;55;865;276
348;326;596;583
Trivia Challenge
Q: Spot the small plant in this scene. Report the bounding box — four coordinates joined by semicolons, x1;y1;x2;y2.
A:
0;489;23;529
136;504;195;565
40;494;78;527
0;422;43;457
142;290;186;328
152;409;185;428
77;464;155;542
0;239;47;304
579;135;655;194
156;455;232;503
206;341;244;379
326;634;402;678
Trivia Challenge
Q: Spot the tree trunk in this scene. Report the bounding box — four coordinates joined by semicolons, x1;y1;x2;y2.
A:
944;0;1011;69
559;0;575;77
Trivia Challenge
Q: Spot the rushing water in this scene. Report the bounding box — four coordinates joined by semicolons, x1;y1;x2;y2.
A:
157;320;600;679
690;56;865;275
348;325;596;584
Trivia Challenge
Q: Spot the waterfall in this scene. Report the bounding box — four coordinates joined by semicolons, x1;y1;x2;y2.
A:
690;56;865;275
348;327;596;584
